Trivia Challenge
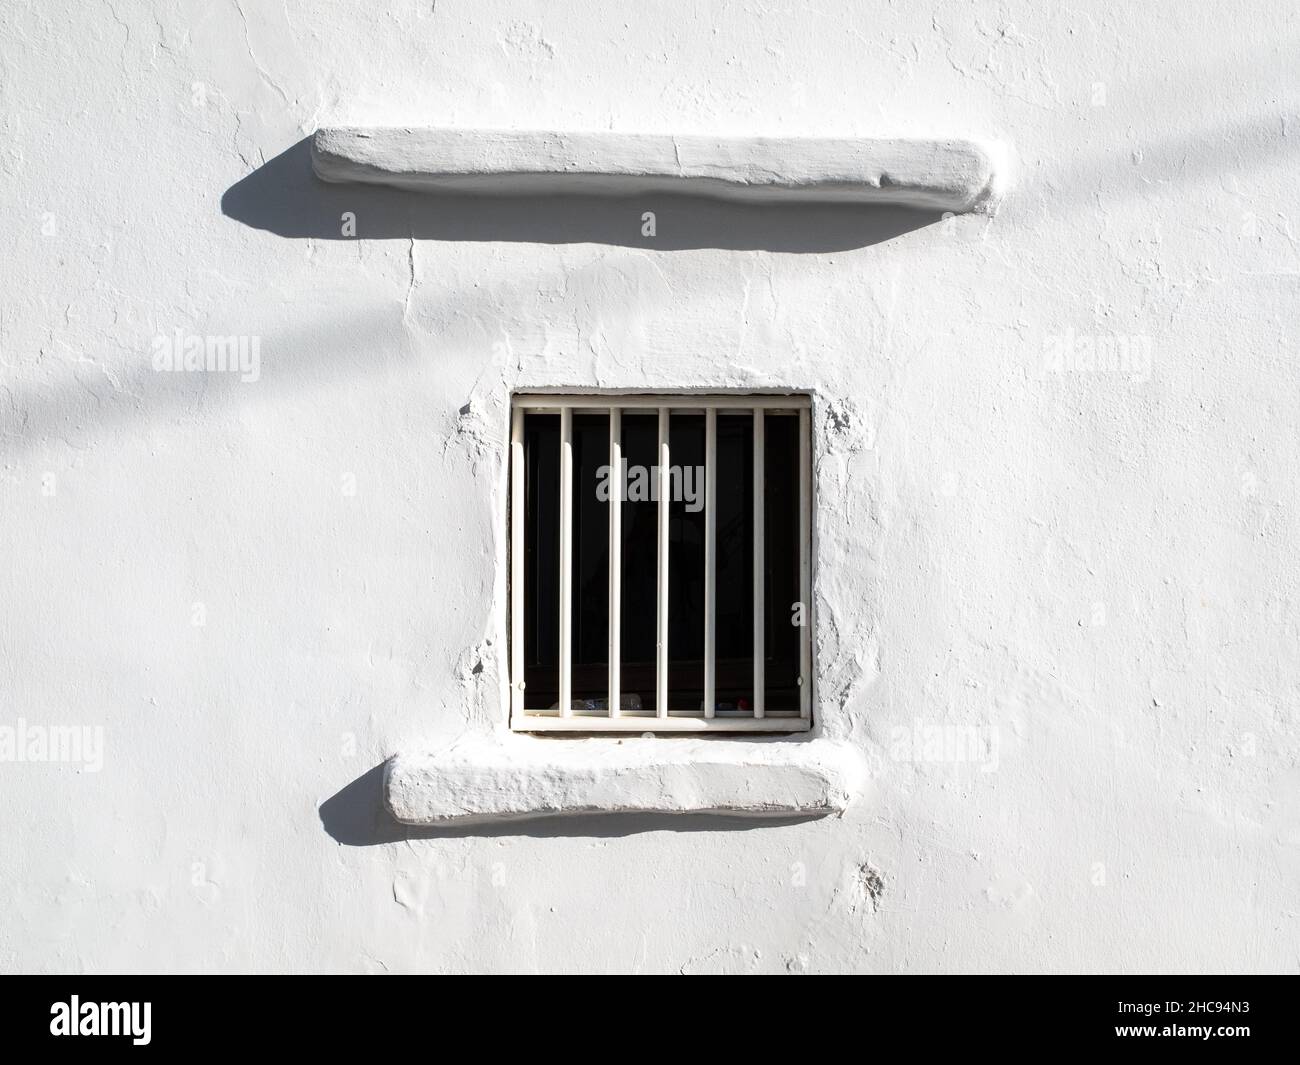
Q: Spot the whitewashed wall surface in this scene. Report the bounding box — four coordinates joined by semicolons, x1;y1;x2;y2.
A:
2;1;1298;974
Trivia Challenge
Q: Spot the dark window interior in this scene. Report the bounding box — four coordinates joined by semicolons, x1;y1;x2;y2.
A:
521;407;803;714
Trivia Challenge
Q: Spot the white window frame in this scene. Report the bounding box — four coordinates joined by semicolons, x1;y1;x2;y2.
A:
509;392;813;733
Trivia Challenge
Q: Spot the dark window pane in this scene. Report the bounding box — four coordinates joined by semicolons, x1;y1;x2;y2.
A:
764;413;801;711
571;412;610;706
668;412;706;710
523;413;558;710
618;412;659;712
713;412;754;713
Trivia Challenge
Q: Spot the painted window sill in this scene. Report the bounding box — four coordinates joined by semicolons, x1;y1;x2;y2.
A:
384;735;867;827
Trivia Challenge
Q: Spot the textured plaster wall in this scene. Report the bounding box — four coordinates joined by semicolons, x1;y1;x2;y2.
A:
2;1;1298;973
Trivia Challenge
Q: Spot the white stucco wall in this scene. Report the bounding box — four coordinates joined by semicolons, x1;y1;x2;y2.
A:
2;1;1297;973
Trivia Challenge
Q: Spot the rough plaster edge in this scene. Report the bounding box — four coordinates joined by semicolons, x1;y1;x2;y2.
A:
311;127;1008;213
384;736;868;826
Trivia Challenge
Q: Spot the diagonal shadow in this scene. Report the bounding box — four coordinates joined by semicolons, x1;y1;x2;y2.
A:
318;762;827;844
222;138;941;252
1038;111;1300;214
0;306;418;458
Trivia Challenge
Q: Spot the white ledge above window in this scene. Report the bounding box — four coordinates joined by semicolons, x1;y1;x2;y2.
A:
384;736;867;827
311;127;1007;213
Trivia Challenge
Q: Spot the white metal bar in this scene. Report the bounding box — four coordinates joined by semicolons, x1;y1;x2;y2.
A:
798;406;811;720
510;406;525;720
608;408;622;719
512;716;811;733
704;408;717;719
559;406;573;717
515;393;811;411
753;408;765;719
656;406;670;719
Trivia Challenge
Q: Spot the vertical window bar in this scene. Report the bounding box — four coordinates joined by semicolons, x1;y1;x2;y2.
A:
753;407;765;718
656;406;670;719
608;407;622;718
510;405;525;719
559;406;573;717
704;408;717;719
798;405;811;720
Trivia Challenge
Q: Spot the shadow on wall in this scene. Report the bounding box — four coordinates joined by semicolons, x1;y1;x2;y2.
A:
0;306;417;458
222;138;941;252
319;763;824;843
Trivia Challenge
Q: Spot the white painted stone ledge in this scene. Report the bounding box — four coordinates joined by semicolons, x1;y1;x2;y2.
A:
312;127;1008;212
384;736;868;826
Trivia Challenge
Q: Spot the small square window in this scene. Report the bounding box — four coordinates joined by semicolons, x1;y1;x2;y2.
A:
509;393;812;732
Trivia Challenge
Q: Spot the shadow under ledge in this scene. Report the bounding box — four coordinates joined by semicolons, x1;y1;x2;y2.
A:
222;137;941;253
